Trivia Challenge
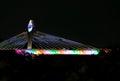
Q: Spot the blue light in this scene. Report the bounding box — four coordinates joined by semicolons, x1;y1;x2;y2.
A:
28;20;34;32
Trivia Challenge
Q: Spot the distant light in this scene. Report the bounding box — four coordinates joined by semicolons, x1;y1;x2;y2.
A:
15;49;100;55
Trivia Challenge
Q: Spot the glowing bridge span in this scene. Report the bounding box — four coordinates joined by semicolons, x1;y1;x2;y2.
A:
0;20;100;55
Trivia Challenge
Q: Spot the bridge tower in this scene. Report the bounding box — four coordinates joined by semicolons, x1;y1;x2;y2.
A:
27;20;34;49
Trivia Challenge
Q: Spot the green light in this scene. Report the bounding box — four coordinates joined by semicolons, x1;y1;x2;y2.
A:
72;50;80;54
31;49;37;54
50;50;59;54
93;49;100;55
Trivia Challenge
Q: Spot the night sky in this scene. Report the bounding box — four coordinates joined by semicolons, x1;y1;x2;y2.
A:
0;0;119;48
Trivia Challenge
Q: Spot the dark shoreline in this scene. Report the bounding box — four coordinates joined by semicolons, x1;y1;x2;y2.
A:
0;48;120;81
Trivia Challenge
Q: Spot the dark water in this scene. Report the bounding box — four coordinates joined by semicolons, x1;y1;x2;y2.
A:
0;49;119;81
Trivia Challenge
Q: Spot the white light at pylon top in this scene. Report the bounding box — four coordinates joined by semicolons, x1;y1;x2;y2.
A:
28;20;34;32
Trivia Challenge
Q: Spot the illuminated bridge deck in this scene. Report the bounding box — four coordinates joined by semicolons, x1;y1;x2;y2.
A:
0;31;100;55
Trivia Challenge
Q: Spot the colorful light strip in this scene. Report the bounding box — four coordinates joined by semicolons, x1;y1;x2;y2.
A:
15;49;100;55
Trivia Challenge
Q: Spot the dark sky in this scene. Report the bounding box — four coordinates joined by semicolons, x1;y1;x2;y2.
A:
0;0;119;48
